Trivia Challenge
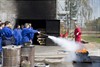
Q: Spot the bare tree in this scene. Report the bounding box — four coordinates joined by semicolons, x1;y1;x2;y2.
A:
78;0;92;23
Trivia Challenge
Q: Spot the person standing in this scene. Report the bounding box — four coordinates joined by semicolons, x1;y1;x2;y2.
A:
22;23;40;45
0;23;5;52
29;23;33;29
29;23;34;43
21;25;24;30
1;23;5;28
2;21;15;46
0;23;2;64
0;24;3;52
74;24;82;42
14;25;22;45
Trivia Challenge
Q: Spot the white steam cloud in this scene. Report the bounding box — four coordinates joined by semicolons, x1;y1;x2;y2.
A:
48;36;83;52
48;36;84;62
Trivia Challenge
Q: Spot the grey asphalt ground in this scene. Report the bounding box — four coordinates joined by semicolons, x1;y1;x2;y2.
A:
35;42;100;57
34;43;100;67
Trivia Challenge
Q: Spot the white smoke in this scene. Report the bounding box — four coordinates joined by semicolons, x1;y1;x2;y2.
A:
48;36;83;52
48;36;83;62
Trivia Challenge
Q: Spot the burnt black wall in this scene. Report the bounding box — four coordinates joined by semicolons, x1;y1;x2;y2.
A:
16;0;56;19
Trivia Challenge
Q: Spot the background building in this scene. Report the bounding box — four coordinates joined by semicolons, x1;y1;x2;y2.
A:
0;0;60;45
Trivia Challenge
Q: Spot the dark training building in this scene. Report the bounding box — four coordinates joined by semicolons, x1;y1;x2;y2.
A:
16;0;56;19
0;0;60;45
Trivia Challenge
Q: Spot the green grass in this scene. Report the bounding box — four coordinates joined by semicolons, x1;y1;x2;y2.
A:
82;36;100;43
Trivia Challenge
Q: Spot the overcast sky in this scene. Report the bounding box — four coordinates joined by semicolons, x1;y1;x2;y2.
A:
58;0;100;19
90;0;100;19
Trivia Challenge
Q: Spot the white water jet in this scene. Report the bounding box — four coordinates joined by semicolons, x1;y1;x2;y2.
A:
48;36;83;62
48;36;83;52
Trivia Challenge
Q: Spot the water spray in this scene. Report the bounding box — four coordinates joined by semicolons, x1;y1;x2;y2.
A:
42;34;91;63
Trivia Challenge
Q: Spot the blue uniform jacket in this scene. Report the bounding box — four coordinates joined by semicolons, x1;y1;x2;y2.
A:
29;27;34;40
14;28;22;45
0;29;2;52
2;27;15;46
2;27;14;38
22;28;38;44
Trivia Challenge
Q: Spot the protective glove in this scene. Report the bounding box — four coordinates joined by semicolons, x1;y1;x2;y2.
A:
38;31;41;34
76;32;79;35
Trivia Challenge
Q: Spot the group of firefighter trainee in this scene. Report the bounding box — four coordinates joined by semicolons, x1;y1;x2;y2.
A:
0;21;40;53
0;20;82;51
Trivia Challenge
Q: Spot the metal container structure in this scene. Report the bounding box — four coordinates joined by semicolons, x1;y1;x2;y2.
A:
14;0;60;46
3;45;21;67
16;19;60;46
21;45;35;67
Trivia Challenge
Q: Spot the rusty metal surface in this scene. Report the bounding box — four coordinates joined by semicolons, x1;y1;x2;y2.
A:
3;46;21;67
21;45;35;67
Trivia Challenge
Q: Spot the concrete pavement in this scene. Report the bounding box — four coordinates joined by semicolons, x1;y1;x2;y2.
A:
34;42;100;62
34;43;100;67
35;42;100;57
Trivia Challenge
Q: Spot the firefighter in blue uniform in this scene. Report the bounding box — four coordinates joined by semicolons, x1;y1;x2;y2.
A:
22;23;40;45
29;23;34;43
0;22;2;64
0;24;2;52
21;25;24;30
0;23;5;51
29;23;33;30
14;25;22;45
2;21;15;46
